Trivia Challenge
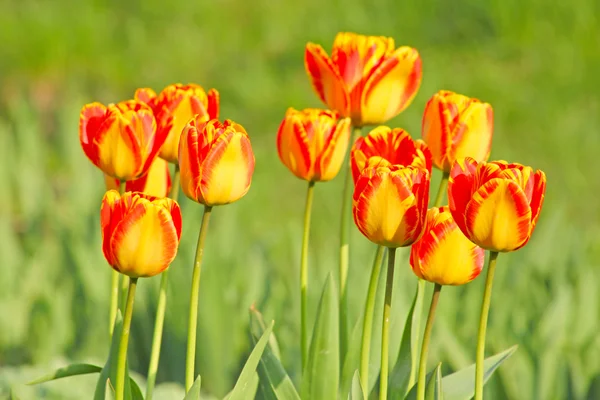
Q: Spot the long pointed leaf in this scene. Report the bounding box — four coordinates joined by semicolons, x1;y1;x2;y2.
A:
183;376;202;400
340;311;364;397
348;371;365;400
105;379;116;400
27;363;102;385
227;321;274;400
405;363;442;400
301;273;339;400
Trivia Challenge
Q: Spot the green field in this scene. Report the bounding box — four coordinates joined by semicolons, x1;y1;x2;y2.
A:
1;0;599;399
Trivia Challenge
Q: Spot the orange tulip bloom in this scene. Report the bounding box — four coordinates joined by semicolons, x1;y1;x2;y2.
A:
100;191;182;278
305;32;422;127
105;157;172;198
350;126;432;183
179;118;255;206
448;157;546;252
422;90;494;172
410;206;484;285
353;163;430;247
276;108;351;182
135;84;220;163
80;100;166;181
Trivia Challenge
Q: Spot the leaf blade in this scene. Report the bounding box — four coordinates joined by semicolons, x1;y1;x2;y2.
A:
27;363;102;385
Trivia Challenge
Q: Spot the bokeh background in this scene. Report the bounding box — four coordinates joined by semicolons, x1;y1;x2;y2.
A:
1;0;599;399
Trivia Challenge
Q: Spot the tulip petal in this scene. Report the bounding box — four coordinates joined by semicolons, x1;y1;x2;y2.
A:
134;88;157;105
198;132;255;206
96;112;144;179
151;197;182;240
525;170;546;246
465;178;532;252
207;89;220;119
316;117;351;181
305;43;349;115
100;190;126;267
126;157;172;198
110;199;179;277
448;157;479;235
79;103;108;166
360;47;422;125
179;124;203;201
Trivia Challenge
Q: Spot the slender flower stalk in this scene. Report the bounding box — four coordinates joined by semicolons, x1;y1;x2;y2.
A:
300;181;316;369
379;247;397;400
475;252;499;400
358;245;385;395
120;276;130;314
185;206;213;391
146;164;180;400
109;181;125;337
115;277;138;400
339;127;361;361
416;284;442;400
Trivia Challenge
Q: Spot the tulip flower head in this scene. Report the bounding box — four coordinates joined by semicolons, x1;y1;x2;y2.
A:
422;90;493;172
410;206;485;285
351;126;432;183
179;117;255;206
80;100;166;181
100;191;182;278
353;162;430;247
448;157;546;252
135;84;220;163
276;108;351;182
105;157;172;198
305;32;422;127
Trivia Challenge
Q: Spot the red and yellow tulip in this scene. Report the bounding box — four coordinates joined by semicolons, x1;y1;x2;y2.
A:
80;100;166;181
410;206;484;285
448;157;546;252
179;118;255;206
104;157;172;198
422;90;493;172
350;126;432;183
135;84;220;163
353;163;430;247
100;191;182;278
276;108;351;182
305;32;422;127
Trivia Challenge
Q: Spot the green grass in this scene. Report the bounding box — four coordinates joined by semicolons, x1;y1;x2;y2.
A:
0;0;599;399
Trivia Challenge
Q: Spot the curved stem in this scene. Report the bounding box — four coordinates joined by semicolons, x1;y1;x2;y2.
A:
300;181;316;370
115;277;138;400
185;205;213;392
358;245;385;396
474;251;499;400
416;284;442;400
379;247;397;400
146;164;180;400
339;127;362;362
109;181;126;337
433;171;450;208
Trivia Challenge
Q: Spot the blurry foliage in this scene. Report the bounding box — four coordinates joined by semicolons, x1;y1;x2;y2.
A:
0;0;599;399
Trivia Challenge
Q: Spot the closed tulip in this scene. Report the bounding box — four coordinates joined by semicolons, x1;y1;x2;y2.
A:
410;206;484;285
105;157;172;198
353;163;430;247
305;32;422;127
351;126;432;183
422;90;493;172
276;108;351;182
448;157;546;252
100;191;182;278
179;118;255;206
135;84;220;163
80;100;166;181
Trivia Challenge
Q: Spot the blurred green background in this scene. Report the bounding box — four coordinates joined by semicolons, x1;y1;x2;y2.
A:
1;0;599;399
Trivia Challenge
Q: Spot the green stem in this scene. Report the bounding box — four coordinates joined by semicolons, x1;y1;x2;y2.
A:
409;279;426;389
433;171;450;208
109;181;126;337
359;245;385;396
475;252;499;400
185;205;213;392
416;284;442;400
115;277;138;400
379;247;397;400
339;127;361;363
120;275;130;313
300;181;316;370
146;166;180;400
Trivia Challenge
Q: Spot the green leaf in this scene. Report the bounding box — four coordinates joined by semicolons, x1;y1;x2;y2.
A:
94;311;134;400
249;308;300;400
389;282;421;399
27;363;102;385
405;363;442;400
250;305;282;359
130;377;144;400
105;379;116;400
348;371;365;400
340;311;364;397
301;273;339;400
183;375;202;400
227;321;274;400
441;345;518;400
